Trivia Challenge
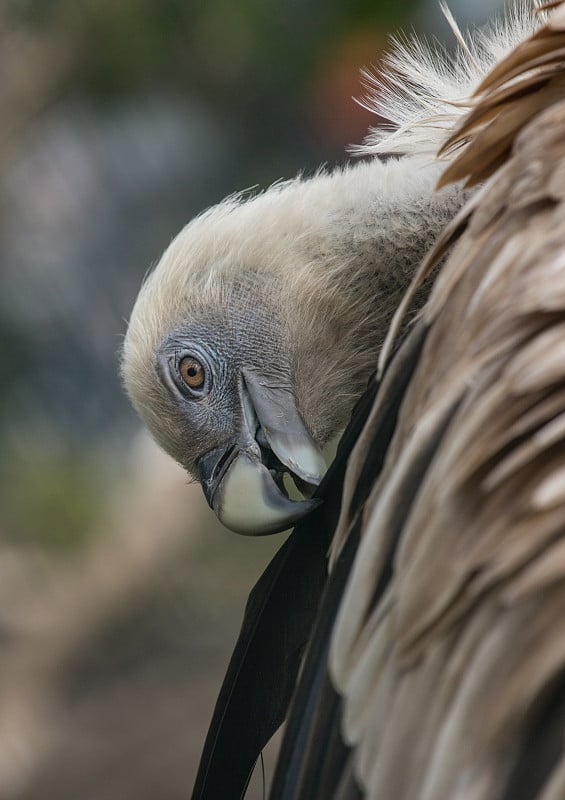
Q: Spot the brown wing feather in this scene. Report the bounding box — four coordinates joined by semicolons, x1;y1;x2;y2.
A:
331;5;565;799
438;4;565;187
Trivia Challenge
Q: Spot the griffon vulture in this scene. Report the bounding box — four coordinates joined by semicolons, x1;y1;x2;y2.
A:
122;2;565;798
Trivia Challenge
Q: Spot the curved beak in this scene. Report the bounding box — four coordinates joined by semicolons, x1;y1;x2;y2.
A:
197;372;326;535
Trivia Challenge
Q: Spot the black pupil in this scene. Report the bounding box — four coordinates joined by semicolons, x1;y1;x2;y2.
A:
188;366;198;377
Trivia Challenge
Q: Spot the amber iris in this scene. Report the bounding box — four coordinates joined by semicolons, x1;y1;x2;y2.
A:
179;356;205;389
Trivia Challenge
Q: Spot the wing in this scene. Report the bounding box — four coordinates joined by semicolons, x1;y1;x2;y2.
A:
328;6;565;799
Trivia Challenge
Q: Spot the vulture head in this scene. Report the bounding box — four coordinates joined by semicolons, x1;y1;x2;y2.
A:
122;5;534;534
122;182;339;537
122;160;463;535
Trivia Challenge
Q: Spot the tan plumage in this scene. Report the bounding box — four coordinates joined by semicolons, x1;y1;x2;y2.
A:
327;5;565;798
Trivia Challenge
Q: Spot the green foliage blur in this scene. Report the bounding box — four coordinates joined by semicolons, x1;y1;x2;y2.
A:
7;0;419;99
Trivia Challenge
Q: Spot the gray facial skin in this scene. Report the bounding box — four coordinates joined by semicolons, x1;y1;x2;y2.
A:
152;297;326;535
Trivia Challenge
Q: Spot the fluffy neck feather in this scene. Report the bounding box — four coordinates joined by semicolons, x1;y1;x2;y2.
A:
269;157;463;442
357;0;543;159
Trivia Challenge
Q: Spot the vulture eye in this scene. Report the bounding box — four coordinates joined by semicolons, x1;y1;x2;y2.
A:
179;356;206;391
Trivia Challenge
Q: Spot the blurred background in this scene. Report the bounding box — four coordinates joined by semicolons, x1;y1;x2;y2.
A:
0;0;504;797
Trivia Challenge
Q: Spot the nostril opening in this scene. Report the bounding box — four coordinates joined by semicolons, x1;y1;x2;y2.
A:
213;443;236;482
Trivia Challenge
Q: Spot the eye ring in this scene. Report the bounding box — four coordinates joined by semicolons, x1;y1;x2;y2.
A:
178;356;206;392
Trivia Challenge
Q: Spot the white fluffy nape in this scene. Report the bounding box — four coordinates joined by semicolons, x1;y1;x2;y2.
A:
354;1;542;160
